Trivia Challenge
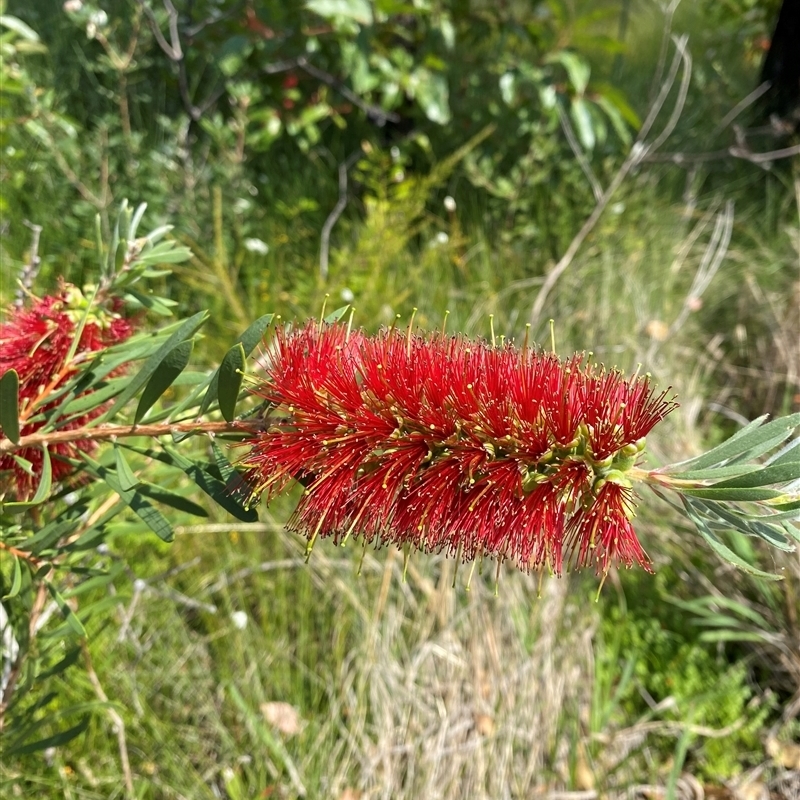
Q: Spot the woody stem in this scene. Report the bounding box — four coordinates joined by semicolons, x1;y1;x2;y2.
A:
0;419;263;455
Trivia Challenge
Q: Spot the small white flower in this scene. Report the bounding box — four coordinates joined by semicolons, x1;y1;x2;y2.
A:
435;231;449;245
390;146;400;161
340;287;355;303
89;8;108;27
611;202;625;215
133;578;147;593
244;237;269;255
443;195;456;213
63;0;83;13
231;610;249;630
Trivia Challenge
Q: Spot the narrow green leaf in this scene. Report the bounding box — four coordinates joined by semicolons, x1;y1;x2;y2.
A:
29;446;52;504
324;306;349;324
6;716;90;757
699;631;770;643
686;501;782;579
679;486;782;501
11;454;34;476
137;484;209;518
124;289;178;316
200;314;273;416
693;499;794;550
134;338;194;424
667;415;769;472
218;342;246;422
80;454;174;542
19;504;86;553
709;461;800;489
211;440;236;483
674;464;761;481
100;310;207;423
767;436;800;467
122;444;257;522
0;369;20;444
46;581;87;637
3;555;22;599
114;447;140;491
36;647;81;682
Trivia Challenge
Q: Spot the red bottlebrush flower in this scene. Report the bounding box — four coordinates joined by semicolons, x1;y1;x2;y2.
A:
0;284;136;499
241;321;678;579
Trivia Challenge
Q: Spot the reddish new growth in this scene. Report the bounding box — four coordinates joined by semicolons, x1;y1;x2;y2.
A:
241;321;677;577
0;284;135;499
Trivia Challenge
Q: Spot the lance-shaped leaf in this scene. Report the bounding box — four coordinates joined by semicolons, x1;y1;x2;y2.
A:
5;716;91;757
4;447;54;514
134;338;194;424
46;580;88;637
218;342;246;422
0;369;20;444
100;310;207;423
683;498;782;580
669;413;800;473
199;314;273;416
708;461;800;490
122;443;257;522
80;453;174;542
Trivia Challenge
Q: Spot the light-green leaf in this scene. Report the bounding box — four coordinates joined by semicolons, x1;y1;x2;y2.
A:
0;369;20;444
134;338;194;424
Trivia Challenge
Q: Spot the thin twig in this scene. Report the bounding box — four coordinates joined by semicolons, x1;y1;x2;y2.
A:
296;56;400;126
712;81;771;138
320;150;361;281
528;36;691;330
14;221;42;308
556;102;603;202
644;142;800;165
81;641;134;799
0;420;261;455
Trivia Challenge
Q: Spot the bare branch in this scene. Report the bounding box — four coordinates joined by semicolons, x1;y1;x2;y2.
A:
712;80;771;138
320;150;362;281
296;56;401;126
556;102;603;203
14;221;43;308
528;35;692;330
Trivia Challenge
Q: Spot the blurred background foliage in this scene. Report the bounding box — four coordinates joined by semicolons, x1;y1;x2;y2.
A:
1;0;799;796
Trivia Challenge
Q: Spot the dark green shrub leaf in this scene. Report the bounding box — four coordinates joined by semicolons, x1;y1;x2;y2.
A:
0;369;20;444
3;555;22;599
134;338;194;424
101;310;207;423
46;581;87;637
6;716;90;757
218;342;246;422
200;313;273;416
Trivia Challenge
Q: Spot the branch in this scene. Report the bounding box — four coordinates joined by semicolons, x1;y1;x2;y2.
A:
295;56;401;126
14;221;42;308
320;149;361;281
528;36;691;329
0;420;262;456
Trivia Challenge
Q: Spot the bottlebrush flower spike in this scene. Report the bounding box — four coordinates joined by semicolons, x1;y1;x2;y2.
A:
241;321;678;579
0;283;136;499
